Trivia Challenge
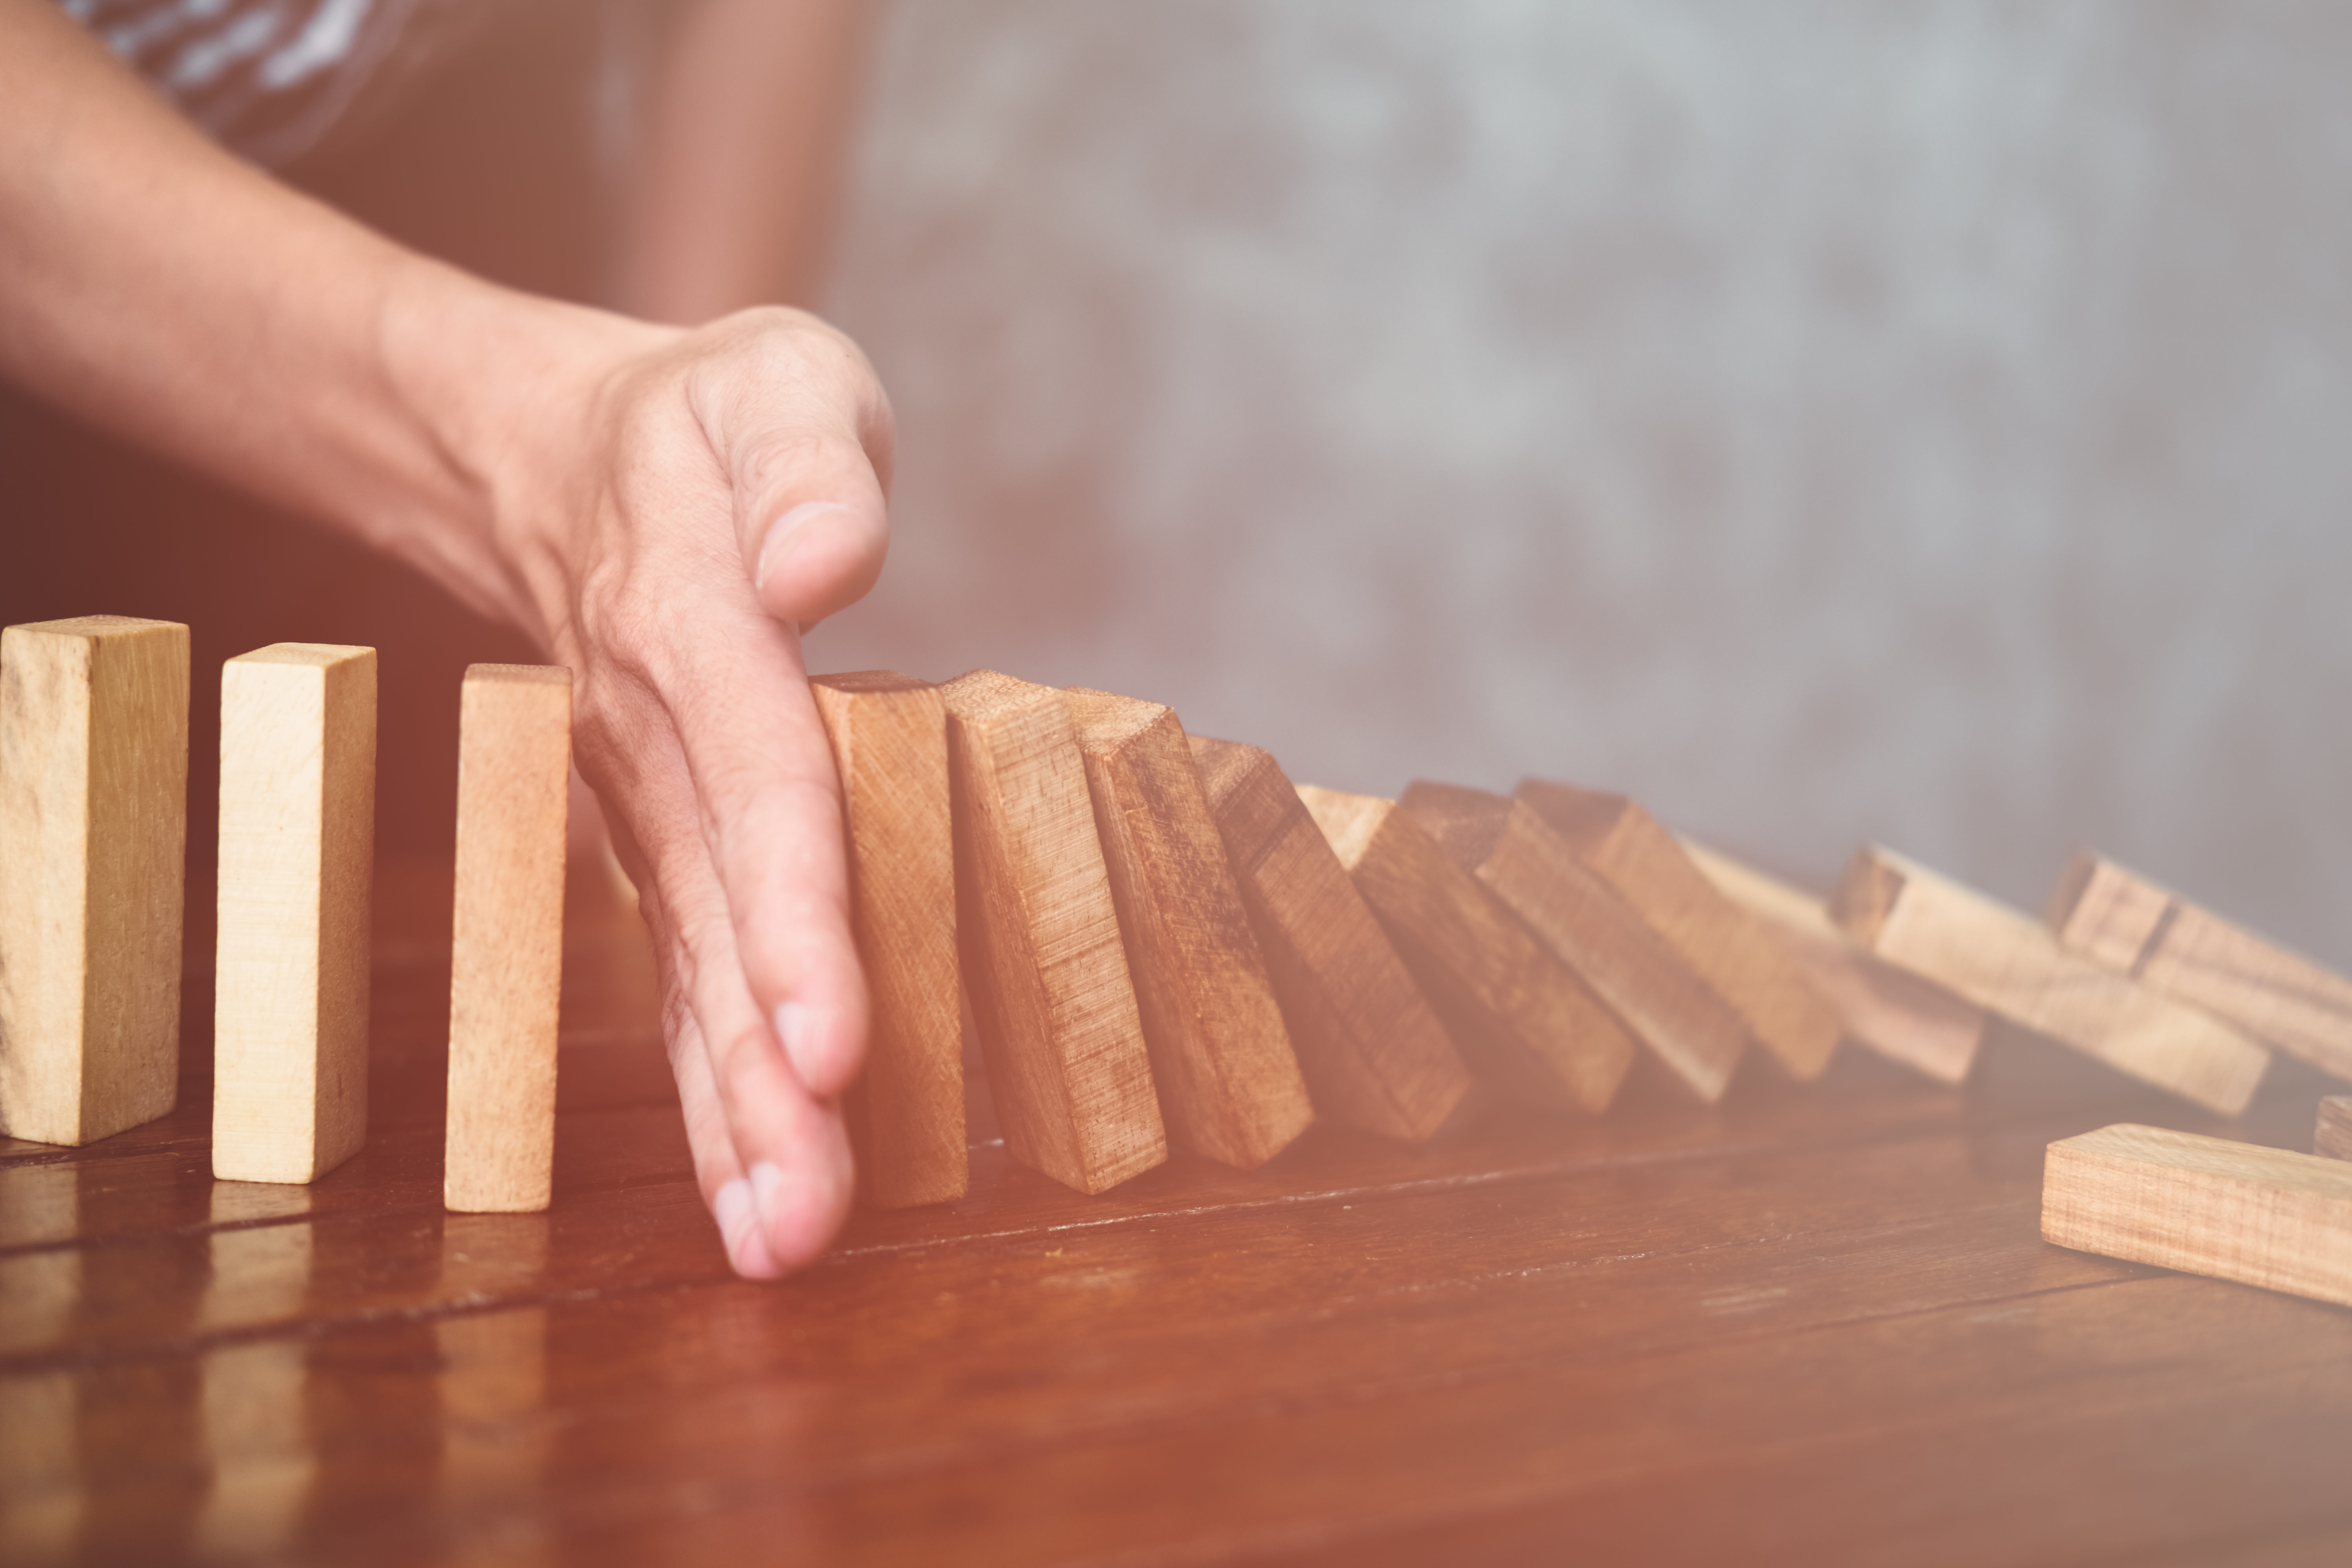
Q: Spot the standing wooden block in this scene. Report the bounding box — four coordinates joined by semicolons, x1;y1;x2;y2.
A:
2047;850;2352;1086
1681;839;1987;1085
213;644;376;1184
810;671;966;1208
2319;1097;2352;1162
0;616;188;1147
1514;781;1840;1082
1191;736;1468;1142
445;665;570;1214
1834;845;2269;1116
1063;690;1312;1169
2043;1123;2352;1308
940;671;1164;1195
1297;784;1636;1114
1398;782;1745;1104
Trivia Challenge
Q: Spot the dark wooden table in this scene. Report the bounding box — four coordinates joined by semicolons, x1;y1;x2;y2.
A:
6;859;2349;1566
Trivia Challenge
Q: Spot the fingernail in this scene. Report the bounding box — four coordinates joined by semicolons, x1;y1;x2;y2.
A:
714;1175;774;1276
749;1160;788;1246
775;1001;815;1087
755;501;852;594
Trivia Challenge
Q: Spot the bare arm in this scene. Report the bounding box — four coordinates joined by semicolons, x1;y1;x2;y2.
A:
0;0;891;1277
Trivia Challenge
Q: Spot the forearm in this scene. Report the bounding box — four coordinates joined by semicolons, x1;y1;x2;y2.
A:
0;0;672;635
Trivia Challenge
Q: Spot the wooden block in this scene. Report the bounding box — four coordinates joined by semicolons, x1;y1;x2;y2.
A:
1191;736;1469;1142
1513;781;1840;1081
1834;845;2269;1116
940;670;1165;1194
1398;782;1745;1103
2047;850;2352;1086
810;671;967;1208
1064;691;1312;1169
0;616;188;1147
1297;784;1636;1113
213;644;376;1184
2043;1122;2352;1308
2319;1097;2352;1162
1681;839;1986;1085
445;664;570;1214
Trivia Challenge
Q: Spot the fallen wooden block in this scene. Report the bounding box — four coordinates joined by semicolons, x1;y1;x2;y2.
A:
0;616;188;1147
1681;838;1986;1085
2047;850;2352;1086
1065;691;1312;1170
213;644;376;1184
1191;736;1468;1142
1515;781;1839;1082
2319;1097;2351;1162
446;665;571;1214
1398;782;1744;1103
941;670;1165;1194
1298;784;1636;1113
812;672;967;1208
2043;1123;2352;1308
1834;845;2269;1116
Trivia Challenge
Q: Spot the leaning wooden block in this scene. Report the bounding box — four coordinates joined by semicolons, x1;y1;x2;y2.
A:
2043;1123;2352;1309
2048;850;2352;1086
1681;838;1986;1085
1191;736;1468;1142
1064;690;1312;1170
0;616;188;1147
214;644;376;1184
1515;781;1839;1081
1835;845;2268;1116
1399;782;1744;1103
445;665;570;1214
2319;1097;2351;1162
1298;784;1636;1114
811;672;966;1208
941;671;1164;1195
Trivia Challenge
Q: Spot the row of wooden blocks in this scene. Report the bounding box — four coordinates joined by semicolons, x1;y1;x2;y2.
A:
0;616;569;1212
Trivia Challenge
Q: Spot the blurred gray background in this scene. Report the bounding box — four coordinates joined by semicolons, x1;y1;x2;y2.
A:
809;0;2352;955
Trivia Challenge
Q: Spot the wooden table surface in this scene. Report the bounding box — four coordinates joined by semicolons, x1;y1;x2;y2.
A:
5;859;2350;1567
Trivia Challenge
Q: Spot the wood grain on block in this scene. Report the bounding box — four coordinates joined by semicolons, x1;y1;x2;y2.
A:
213;645;376;1184
1399;782;1743;1104
1298;784;1635;1114
940;670;1164;1195
2043;1123;2352;1308
1834;845;2269;1116
811;672;966;1208
445;665;570;1213
1191;736;1468;1141
1514;780;1840;1082
1064;691;1311;1169
0;616;188;1147
2047;850;2352;1086
1681;839;1986;1085
2319;1098;2352;1162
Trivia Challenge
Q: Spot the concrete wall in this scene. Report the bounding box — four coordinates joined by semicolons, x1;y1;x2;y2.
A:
816;0;2352;957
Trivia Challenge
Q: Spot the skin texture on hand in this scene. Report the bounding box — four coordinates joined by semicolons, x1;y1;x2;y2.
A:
0;0;891;1277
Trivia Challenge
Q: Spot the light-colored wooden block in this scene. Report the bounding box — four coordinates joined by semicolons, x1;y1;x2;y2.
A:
2043;1122;2352;1308
1064;690;1312;1170
1191;736;1469;1142
2319;1097;2351;1162
940;670;1164;1195
1834;845;2269;1116
810;671;967;1208
213;644;376;1184
0;616;188;1147
1681;838;1987;1085
1514;781;1839;1082
1398;782;1745;1104
1298;784;1636;1114
445;664;570;1214
2047;850;2352;1087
